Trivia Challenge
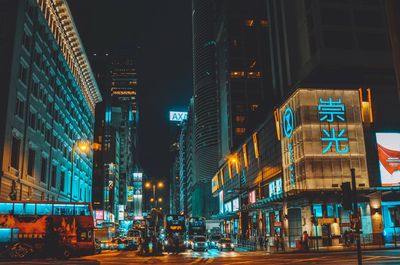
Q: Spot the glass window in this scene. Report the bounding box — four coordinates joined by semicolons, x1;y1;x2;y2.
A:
0;203;14;214
13;203;35;215
27;149;35;176
313;204;323;218
11;137;21;169
40;157;47;183
53;204;74;215
327;204;335;217
36;203;53;215
75;204;90;216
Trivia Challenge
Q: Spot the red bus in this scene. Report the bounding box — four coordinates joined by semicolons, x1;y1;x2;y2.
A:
0;201;95;259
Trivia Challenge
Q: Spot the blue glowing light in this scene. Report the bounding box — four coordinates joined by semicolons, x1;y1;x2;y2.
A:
321;128;349;154
283;107;294;138
318;98;345;122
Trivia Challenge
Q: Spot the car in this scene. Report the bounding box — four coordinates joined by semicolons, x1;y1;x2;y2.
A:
208;234;221;249
192;236;208;252
217;238;234;251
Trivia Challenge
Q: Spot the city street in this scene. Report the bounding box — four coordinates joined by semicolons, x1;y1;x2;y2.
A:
2;249;400;265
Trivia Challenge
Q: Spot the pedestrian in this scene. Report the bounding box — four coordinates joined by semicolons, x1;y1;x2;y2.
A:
258;235;264;250
343;230;350;247
302;231;309;251
274;233;280;252
264;235;269;250
278;234;284;252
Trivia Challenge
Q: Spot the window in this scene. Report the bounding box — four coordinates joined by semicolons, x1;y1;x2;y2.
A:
28;111;36;129
230;71;245;78
36;203;53;215
27;149;35;176
313;204;323;218
51;164;57;187
15;98;24;118
260;20;269;27
19;64;28;84
40;157;47;183
11;137;20;169
14;203;35;215
244;19;254;27
235;127;246;136
235;116;246;123
22;31;32;51
60;171;65;192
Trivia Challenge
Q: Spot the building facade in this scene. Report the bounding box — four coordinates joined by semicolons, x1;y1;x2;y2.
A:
91;53;140;220
211;0;400;249
192;0;219;217
216;0;272;162
0;0;101;202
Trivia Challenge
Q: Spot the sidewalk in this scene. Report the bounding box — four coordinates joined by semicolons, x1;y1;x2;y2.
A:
235;243;399;254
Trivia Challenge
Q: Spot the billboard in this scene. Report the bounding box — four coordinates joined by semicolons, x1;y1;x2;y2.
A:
377;133;400;186
279;88;369;191
118;205;125;221
169;111;188;122
127;186;134;202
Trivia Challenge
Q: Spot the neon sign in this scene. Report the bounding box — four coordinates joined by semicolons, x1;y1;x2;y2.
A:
169;111;188;122
283;106;295;188
318;98;349;154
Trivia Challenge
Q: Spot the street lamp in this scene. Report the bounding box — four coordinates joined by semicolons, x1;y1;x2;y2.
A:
70;139;90;202
145;181;164;208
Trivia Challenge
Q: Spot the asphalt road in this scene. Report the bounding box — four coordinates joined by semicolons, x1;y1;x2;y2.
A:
1;249;400;264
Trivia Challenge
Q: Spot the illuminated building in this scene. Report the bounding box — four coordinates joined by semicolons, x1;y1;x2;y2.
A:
91;53;140;220
0;0;101;201
179;98;195;216
211;0;400;249
192;0;219;218
216;0;272;162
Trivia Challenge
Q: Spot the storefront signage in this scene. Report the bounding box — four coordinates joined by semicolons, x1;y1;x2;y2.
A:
279;89;369;191
318;98;349;154
274;221;282;227
376;133;400;186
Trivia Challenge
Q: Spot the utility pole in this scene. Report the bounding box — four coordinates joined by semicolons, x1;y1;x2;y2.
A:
351;168;362;265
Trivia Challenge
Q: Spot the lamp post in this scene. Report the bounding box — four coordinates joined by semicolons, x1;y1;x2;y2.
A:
145;181;164;208
70;140;90;202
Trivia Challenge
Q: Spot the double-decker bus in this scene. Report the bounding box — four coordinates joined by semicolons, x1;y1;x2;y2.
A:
0;201;95;259
164;214;186;252
186;217;206;248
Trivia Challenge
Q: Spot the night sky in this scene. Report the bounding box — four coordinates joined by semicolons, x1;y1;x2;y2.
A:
67;1;193;180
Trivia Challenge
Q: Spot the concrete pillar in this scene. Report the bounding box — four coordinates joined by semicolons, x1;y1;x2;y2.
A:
369;192;383;244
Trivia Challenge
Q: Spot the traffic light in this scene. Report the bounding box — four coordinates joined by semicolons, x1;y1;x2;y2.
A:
341;182;352;210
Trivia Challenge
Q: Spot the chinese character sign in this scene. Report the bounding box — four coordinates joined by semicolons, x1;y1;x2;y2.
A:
318;97;349;154
279;89;369;191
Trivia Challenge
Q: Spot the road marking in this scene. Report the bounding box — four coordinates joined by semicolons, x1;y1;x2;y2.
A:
206;258;214;263
191;257;203;264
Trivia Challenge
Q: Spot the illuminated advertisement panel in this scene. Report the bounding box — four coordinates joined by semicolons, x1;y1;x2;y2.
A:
169;111;188;122
127;186;134;202
279;88;369;191
377;133;400;186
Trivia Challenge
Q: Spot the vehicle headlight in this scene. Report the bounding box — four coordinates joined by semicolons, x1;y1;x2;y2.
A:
194;243;198;247
230;244;234;248
222;244;226;248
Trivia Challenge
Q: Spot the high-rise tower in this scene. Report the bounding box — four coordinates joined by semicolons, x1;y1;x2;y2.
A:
192;0;219;217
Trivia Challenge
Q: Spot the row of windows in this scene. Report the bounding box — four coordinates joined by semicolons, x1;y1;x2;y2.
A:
11;135;90;191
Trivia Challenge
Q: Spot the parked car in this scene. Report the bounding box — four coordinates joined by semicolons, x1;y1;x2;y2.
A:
217;238;234;251
192;236;208;252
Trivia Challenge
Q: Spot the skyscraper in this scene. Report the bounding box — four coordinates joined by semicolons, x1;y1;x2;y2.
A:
191;0;219;218
0;0;101;201
91;53;140;219
216;0;271;161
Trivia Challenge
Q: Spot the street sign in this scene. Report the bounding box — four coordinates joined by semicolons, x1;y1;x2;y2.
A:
340;222;351;227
